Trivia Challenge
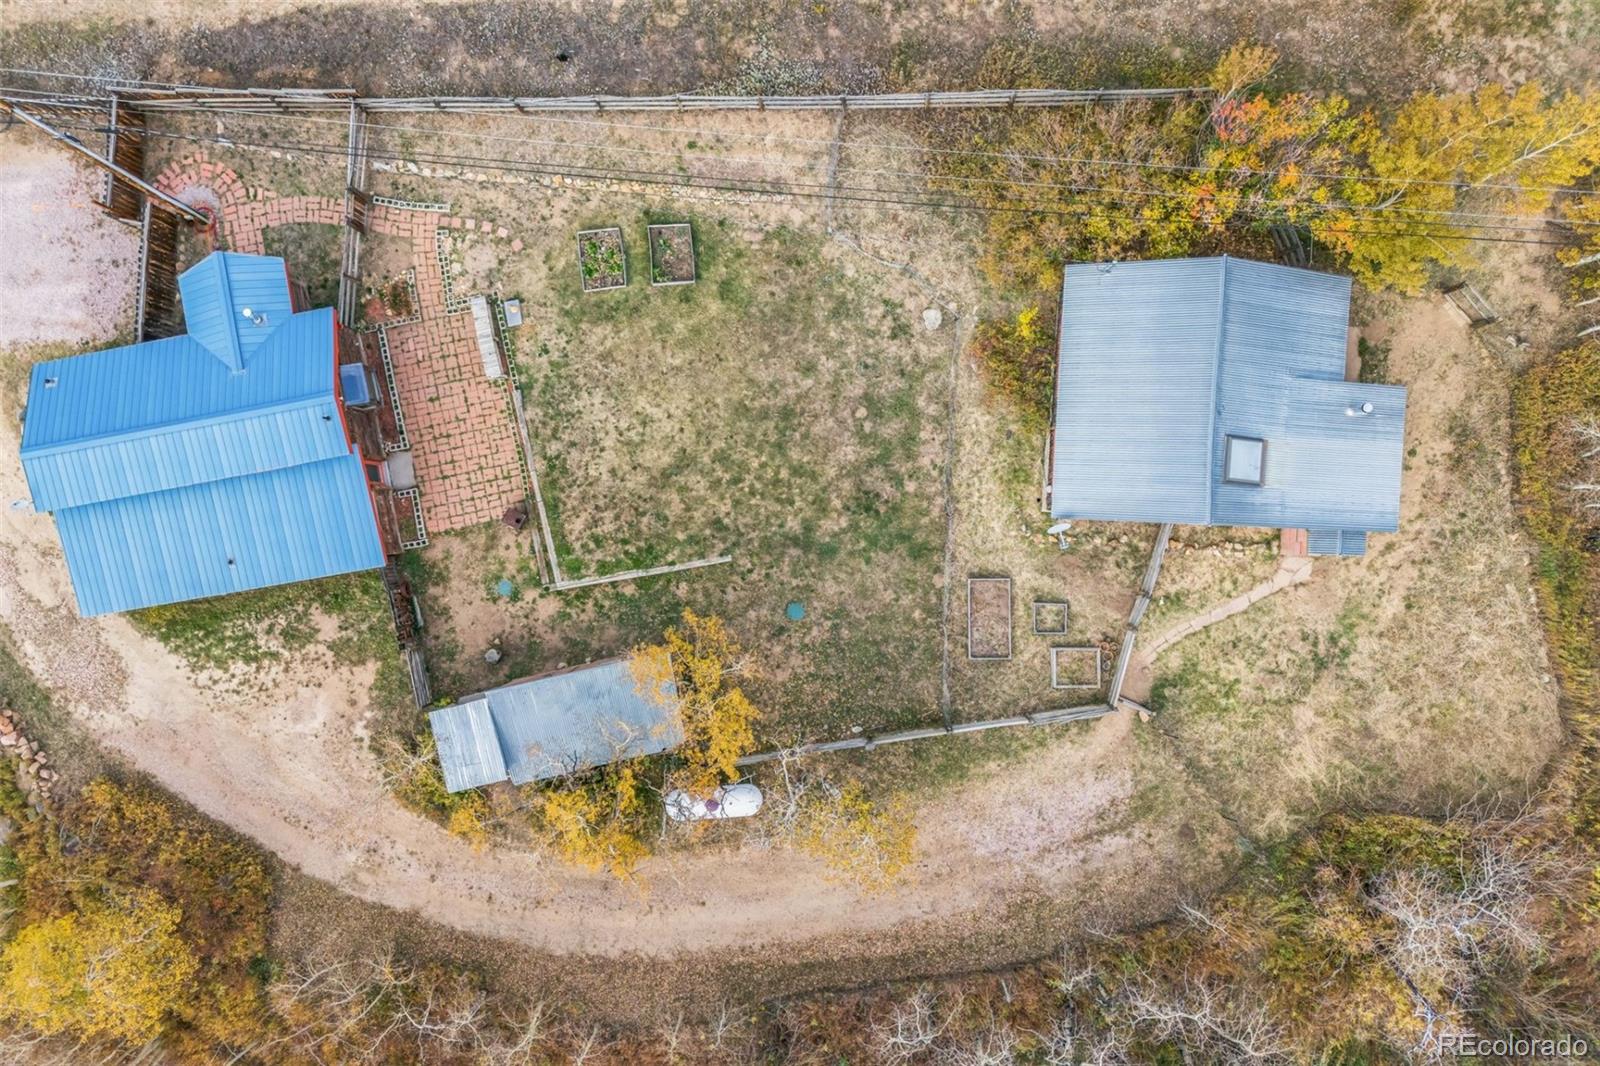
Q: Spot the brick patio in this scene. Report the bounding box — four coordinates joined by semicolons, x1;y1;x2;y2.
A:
155;154;529;535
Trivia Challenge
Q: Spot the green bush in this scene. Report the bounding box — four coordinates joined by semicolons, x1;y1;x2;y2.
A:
969;304;1057;430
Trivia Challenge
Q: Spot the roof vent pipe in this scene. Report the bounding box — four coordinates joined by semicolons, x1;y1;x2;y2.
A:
1345;401;1375;417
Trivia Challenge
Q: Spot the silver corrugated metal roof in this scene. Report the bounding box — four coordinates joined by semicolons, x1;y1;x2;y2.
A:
429;658;683;793
429;698;507;792
1051;256;1406;535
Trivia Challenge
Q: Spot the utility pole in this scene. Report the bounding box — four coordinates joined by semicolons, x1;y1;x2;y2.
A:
0;97;208;224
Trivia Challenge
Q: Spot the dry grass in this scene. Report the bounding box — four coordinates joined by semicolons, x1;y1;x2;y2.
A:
1147;294;1564;839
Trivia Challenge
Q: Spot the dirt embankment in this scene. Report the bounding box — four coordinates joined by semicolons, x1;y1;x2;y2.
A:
2;0;1594;103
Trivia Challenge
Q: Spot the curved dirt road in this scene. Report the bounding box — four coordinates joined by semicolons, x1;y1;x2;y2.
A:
0;444;1204;958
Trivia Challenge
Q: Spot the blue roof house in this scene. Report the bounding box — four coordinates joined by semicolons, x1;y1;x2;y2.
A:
1047;257;1407;556
20;251;394;616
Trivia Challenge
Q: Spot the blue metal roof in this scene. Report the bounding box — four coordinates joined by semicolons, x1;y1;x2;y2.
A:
18;253;383;616
1051;257;1406;535
55;455;385;616
176;252;296;371
430;659;682;792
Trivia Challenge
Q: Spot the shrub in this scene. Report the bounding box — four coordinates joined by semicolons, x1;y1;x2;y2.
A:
969;304;1057;431
0;891;199;1043
3;780;272;1048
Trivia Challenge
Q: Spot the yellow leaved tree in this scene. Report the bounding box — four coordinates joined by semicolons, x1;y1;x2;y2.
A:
632;609;760;794
538;764;650;879
0;891;200;1043
1344;82;1600;290
794;784;916;893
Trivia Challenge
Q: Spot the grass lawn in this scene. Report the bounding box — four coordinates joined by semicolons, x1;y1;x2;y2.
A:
407;205;951;744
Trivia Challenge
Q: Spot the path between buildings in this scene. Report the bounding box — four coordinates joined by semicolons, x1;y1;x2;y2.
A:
0;469;1177;958
0;152;1217;972
1120;556;1314;704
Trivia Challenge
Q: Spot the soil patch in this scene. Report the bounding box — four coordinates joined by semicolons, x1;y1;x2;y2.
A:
966;577;1013;661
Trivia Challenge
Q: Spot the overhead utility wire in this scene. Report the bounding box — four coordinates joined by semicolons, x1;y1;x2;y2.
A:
35;115;1581;248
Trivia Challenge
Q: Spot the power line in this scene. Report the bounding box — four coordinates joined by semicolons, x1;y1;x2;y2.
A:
7;73;1600;201
92;101;1600;229
37;114;1580;248
33;108;1582;239
123;92;1600;200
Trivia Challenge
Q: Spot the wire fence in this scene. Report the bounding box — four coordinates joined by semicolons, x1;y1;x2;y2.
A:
1;85;1209;116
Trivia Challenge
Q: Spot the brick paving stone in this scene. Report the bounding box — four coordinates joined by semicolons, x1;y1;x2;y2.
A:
155;152;526;534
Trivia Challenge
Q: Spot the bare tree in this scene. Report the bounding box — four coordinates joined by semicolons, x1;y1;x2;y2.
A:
871;986;948;1063
1563;417;1600;512
933;1017;1020;1066
1367;837;1542;1058
1114;972;1291;1065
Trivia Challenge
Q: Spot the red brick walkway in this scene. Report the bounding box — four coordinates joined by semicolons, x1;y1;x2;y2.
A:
154;154;527;535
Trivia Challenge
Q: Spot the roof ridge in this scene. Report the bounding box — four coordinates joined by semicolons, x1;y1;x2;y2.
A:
21;389;336;459
1202;255;1229;525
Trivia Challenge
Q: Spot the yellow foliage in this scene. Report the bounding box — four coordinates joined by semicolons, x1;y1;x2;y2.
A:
0;891;200;1043
1208;41;1278;96
1345;81;1600;290
796;785;916;892
634;609;760;794
1558;192;1600;294
539;765;649;880
446;792;492;852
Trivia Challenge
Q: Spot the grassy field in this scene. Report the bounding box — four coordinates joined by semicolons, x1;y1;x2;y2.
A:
403;199;953;744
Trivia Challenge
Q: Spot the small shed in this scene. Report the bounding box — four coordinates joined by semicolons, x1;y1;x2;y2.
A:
429;657;682;792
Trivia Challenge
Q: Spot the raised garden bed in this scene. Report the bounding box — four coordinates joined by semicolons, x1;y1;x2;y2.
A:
967;576;1013;661
577;227;627;292
647;222;696;286
1049;646;1102;690
361;269;419;327
1032;600;1069;635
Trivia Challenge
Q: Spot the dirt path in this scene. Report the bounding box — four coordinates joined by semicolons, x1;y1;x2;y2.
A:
0;468;1188;956
1122;557;1314;704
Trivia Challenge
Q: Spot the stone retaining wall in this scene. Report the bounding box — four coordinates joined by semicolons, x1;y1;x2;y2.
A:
0;708;56;814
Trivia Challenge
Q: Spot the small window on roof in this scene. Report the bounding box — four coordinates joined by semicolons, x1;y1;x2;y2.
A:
1224;435;1266;486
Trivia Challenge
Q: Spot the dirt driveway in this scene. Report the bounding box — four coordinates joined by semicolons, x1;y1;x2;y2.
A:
0;130;136;349
0;443;1219;957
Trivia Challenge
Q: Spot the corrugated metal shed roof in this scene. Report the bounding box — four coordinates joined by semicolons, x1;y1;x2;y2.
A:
19;253;383;617
430;658;683;792
1051;256;1406;535
429;698;508;792
177;252;295;371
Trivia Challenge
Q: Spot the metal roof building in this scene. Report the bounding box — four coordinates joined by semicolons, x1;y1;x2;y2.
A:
20;252;386;616
1048;257;1407;555
429;658;683;792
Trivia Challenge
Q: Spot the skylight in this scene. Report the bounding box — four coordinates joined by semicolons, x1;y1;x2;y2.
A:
1224;435;1266;486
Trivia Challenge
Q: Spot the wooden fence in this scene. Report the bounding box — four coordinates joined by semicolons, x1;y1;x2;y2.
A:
735;703;1114;767
1107;522;1173;708
3;85;1209;117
